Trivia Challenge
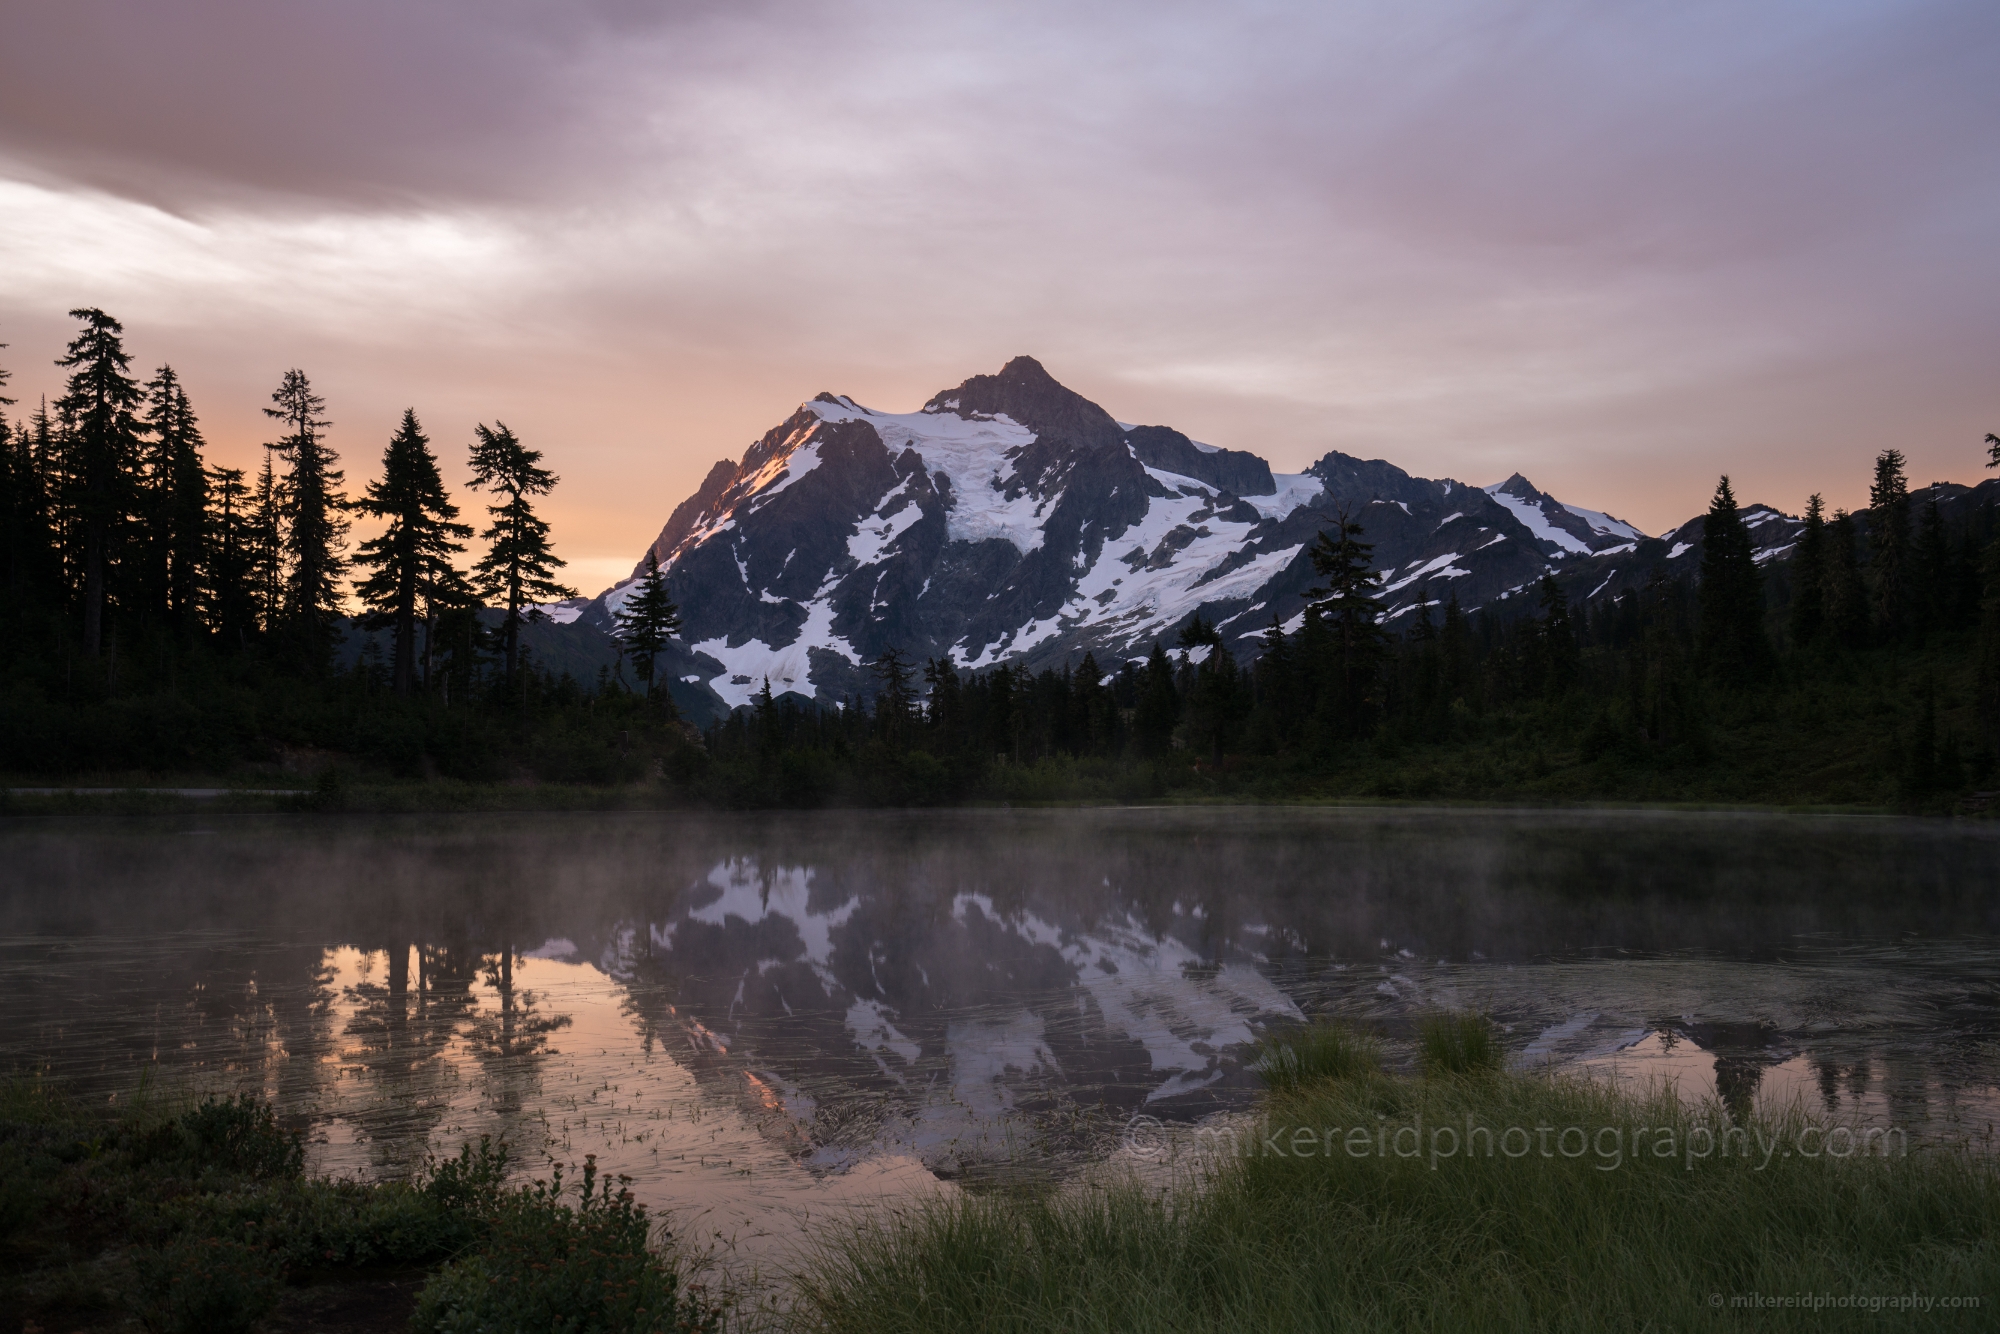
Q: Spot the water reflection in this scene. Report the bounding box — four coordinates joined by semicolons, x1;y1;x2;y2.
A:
2;809;1997;1264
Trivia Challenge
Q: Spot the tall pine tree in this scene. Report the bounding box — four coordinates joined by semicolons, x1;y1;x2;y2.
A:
54;308;145;657
205;464;259;647
869;646;916;743
468;421;575;688
1824;509;1870;649
1134;640;1180;756
1696;475;1769;682
141;366;209;635
1788;493;1826;647
264;369;348;670
17;402;60;602
1538;574;1580;696
612;550;681;703
1980;437;2000;740
1910;488;1953;640
1303;513;1389;736
0;346;20;598
1867;448;1911;640
353;409;471;697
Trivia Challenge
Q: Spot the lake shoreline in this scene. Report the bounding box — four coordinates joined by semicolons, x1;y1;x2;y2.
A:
0;777;1967;819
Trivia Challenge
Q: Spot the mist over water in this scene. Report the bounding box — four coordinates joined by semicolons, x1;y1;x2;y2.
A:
2;809;1996;1271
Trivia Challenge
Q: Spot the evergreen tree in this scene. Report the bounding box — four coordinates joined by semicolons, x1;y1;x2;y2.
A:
1538;574;1579;695
1867;448;1911;640
54;308;146;657
1440;589;1473;706
870;646;916;744
468;421;575;687
1134;640;1180;756
1979;521;2000;746
1074;650;1117;755
248;446;283;631
1302;513;1389;735
1788;493;1826;647
15;402;60;602
141;366;209;634
204;464;259;647
1696;475;1769;682
0;346;23;598
1911;489;1952;640
1982;435;2000;740
1824;509;1870;649
923;657;965;746
1178;614;1220;758
352;409;471;697
985;662;1018;759
264;368;348;670
612;550;682;702
1245;614;1297;754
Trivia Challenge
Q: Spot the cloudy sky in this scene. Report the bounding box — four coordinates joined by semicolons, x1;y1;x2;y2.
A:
2;0;1995;593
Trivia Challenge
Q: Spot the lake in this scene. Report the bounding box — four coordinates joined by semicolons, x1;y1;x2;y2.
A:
2;807;1996;1280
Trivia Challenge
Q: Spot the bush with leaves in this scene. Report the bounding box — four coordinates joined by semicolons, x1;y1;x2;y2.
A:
130;1093;305;1179
412;1154;723;1334
131;1233;284;1334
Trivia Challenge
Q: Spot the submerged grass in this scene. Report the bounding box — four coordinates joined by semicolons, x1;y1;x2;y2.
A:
791;1063;1998;1333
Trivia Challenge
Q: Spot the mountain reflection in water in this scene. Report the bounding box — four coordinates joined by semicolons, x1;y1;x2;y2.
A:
2;808;1997;1265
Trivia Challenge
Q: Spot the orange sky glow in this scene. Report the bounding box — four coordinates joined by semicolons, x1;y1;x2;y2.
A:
2;1;1995;598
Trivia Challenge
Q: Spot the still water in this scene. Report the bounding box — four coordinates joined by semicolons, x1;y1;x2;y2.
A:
1;808;1996;1274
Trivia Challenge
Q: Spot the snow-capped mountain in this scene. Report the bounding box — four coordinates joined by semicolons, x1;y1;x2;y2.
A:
575;357;1674;710
1559;502;1804;607
1481;473;1644;558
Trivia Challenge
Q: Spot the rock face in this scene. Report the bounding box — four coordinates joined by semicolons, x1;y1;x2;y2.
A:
574;357;1735;712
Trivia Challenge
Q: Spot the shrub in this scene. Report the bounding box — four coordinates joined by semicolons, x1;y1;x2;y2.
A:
134;1094;305;1179
410;1155;723;1334
131;1235;283;1334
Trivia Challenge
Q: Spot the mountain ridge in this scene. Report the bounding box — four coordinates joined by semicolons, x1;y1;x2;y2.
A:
567;357;1831;714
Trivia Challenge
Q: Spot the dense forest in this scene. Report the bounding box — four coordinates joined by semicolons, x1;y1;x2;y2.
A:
3;308;1997;811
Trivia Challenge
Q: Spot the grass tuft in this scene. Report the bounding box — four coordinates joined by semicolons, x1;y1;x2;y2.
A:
1417;1009;1502;1076
1254;1020;1383;1092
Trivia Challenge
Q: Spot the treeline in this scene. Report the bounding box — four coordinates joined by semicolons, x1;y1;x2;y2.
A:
0;308;591;692
700;450;2000;808
0;308;706;783
4;305;1998;807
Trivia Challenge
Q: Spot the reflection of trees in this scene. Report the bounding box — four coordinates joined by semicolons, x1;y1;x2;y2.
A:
462;945;571;1120
338;944;461;1175
189;945;339;1122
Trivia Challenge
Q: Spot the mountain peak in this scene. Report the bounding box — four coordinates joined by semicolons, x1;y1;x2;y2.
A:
1488;473;1545;501
922;356;1126;452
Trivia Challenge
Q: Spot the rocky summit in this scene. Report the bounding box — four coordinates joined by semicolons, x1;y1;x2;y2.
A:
561;357;1807;714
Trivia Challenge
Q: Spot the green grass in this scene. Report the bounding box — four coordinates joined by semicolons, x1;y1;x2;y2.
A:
788;1067;1998;1333
1416;1011;1504;1077
1253;1019;1385;1092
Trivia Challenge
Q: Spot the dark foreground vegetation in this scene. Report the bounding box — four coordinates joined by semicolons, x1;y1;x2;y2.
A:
793;1016;1999;1334
4;309;1999;811
0;1080;724;1334
11;1023;1991;1334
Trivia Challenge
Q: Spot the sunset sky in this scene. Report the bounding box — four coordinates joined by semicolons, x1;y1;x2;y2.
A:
2;0;1995;596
